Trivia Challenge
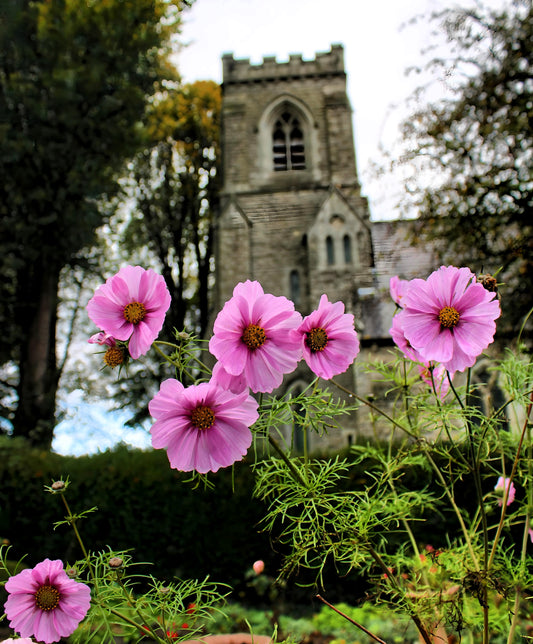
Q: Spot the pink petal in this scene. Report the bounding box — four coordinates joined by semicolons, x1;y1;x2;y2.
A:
33;607;60;643
148;379;186;419
5;568;37;594
244;350;283;393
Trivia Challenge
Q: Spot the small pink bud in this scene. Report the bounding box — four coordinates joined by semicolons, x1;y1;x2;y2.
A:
252;560;265;575
494;476;516;506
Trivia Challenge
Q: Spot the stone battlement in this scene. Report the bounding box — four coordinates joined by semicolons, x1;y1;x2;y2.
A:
222;44;345;84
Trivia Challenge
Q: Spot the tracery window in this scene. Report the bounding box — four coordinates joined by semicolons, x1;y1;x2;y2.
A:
272;111;306;171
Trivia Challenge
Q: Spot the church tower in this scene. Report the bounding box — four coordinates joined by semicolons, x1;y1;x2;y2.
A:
215;45;377;449
216;44;375;317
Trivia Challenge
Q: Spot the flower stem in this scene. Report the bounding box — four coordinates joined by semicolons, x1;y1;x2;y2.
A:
316;594;388;644
488;390;533;571
331;378;418;439
268;434;309;488
113;572;168;643
363;544;433;644
59;495;96;584
422;447;480;571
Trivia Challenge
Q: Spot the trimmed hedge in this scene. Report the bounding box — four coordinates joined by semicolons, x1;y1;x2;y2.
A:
0;438;270;592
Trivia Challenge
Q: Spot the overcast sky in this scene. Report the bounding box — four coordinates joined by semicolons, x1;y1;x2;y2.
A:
175;0;507;220
175;0;451;220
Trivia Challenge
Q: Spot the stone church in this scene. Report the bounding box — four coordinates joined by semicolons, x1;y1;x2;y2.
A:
214;45;438;450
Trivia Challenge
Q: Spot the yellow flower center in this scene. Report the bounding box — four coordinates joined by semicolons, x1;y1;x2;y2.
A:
104;346;124;368
190;405;215;430
241;324;266;350
306;327;329;352
438;306;460;329
123;301;146;325
35;585;60;611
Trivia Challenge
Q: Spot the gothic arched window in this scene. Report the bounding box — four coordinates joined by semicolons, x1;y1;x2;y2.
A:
326;236;335;265
272;111;306;171
290;269;301;306
343;234;352;264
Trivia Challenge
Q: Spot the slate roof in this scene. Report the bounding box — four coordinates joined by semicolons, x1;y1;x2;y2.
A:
358;219;440;342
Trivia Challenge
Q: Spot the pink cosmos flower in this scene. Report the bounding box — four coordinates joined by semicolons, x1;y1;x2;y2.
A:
4;559;91;644
494;476;516;506
87;331;128;369
86;265;171;360
209;281;303;393
401;266;500;373
296;294;360;380
87;331;116;346
418;363;450;400
149;378;259;473
1;639;35;644
389;276;410;306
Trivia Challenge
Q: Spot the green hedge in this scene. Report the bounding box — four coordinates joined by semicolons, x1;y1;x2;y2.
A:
0;438;271;592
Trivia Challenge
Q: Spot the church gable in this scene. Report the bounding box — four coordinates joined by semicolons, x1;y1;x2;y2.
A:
308;189;369;272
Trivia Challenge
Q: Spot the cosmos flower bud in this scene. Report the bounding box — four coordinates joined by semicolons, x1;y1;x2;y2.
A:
108;557;124;569
477;273;498;293
252;560;265;575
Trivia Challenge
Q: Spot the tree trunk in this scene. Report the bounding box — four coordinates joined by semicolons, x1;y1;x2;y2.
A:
13;263;61;449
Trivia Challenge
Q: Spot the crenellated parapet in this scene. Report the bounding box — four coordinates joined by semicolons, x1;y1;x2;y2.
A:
222;44;345;85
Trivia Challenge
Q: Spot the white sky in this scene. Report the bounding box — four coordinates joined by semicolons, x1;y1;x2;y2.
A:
175;0;507;220
175;0;449;220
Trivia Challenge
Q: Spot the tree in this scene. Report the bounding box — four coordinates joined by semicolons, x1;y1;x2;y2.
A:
395;0;532;333
102;80;221;426
125;80;221;340
0;0;187;447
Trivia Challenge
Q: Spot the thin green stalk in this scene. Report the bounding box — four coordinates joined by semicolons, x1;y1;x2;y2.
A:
331;378;419;439
506;418;531;644
423;448;480;571
154;340;212;374
151;342;196;381
401;360;415;431
363;543;433;644
59;495;95;582
448;369;489;638
113;573;169;644
268;434;309;488
316;594;388;644
270;426;432;644
429;369;470;469
446;371;465;411
91;598;163;642
299;379;318;469
488;391;533;571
